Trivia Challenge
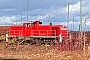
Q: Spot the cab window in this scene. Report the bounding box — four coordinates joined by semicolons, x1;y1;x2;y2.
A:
24;23;30;27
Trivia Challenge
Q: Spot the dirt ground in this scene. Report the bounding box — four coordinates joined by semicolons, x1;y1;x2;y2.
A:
0;42;90;60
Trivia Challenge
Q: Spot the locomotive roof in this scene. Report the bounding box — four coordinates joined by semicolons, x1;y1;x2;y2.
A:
23;21;42;25
23;21;33;24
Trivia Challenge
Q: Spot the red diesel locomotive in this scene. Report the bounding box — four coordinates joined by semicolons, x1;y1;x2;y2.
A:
9;21;68;45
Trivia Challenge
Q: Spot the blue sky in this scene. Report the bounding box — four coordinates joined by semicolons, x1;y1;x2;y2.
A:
0;0;90;31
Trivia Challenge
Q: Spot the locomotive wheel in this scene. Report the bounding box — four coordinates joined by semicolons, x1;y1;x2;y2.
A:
20;40;28;45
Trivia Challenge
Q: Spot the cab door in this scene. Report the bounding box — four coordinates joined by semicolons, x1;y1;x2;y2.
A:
24;23;31;36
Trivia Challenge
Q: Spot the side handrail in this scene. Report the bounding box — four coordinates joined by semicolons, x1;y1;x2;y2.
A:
31;30;56;36
9;30;22;36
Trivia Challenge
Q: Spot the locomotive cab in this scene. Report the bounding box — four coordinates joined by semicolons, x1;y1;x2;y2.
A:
33;21;42;26
23;21;34;27
23;21;42;27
